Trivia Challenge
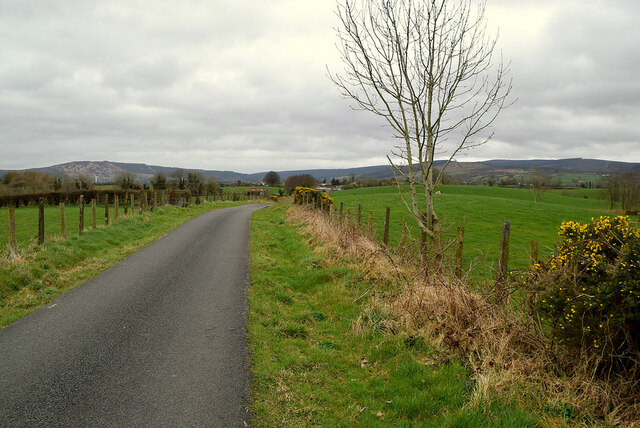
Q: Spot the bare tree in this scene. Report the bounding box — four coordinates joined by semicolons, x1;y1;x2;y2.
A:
263;171;281;186
530;167;550;202
151;172;167;190
169;168;186;190
330;0;511;242
115;171;139;190
284;174;318;194
604;173;640;211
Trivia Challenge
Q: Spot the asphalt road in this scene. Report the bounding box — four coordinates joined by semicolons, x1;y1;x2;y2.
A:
0;204;266;427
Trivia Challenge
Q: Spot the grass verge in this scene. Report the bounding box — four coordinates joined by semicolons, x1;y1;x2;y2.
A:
0;201;251;328
248;203;539;426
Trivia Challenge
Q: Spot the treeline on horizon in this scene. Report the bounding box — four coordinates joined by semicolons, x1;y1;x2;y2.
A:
0;169;219;196
1;167;638;212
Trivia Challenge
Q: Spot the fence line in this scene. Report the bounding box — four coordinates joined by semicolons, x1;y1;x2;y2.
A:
295;192;541;285
3;188;272;253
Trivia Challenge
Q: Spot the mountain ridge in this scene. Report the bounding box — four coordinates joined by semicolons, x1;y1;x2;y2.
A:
1;158;638;184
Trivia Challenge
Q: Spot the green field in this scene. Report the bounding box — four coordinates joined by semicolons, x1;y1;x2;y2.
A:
330;185;615;278
248;204;538;426
0;204;105;249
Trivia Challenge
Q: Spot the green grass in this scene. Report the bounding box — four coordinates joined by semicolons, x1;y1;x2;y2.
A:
0;203;112;248
550;173;603;186
0;200;251;328
248;204;539;426
330;185;615;278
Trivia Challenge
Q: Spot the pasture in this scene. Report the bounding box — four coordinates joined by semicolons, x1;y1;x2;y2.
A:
1;204;87;249
329;185;614;278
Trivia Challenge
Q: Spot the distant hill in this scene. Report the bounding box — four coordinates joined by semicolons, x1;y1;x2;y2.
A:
0;158;638;185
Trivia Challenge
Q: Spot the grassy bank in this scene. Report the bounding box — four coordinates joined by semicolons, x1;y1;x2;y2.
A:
0;201;250;328
248;204;538;426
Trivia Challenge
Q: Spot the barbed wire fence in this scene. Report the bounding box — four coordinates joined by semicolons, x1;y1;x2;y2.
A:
2;188;270;255
295;192;552;290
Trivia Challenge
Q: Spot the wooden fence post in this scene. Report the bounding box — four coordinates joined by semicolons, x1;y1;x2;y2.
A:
38;197;45;245
8;208;17;253
91;199;97;229
152;191;157;211
130;193;135;216
105;194;109;225
329;203;335;221
114;195;119;220
382;206;390;246
496;220;511;282
529;240;539;267
455;226;465;279
124;193;128;215
357;204;362;230
79;195;85;234
400;218;407;247
60;202;66;239
339;202;344;223
141;192;146;211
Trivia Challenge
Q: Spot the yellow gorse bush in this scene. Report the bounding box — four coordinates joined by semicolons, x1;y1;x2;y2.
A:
293;186;333;208
550;216;639;271
527;216;640;375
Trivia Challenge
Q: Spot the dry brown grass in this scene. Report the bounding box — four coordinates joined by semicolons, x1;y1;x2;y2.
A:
288;203;640;426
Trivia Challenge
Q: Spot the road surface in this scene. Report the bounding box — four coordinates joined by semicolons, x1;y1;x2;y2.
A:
0;204;266;427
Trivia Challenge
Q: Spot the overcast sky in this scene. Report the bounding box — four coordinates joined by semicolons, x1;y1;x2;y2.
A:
1;0;639;172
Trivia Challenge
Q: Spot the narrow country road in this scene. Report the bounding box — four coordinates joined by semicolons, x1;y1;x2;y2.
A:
0;204;266;427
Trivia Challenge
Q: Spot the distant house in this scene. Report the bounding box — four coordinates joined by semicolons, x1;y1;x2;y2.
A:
245;188;265;196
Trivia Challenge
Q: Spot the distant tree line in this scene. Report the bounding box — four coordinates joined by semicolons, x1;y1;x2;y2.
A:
603;173;640;211
0;169;221;198
1;171;94;195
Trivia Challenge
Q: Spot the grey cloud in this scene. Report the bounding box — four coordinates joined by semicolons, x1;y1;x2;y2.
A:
1;1;639;172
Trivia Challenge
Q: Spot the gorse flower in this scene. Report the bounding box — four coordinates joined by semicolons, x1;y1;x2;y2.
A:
527;216;640;372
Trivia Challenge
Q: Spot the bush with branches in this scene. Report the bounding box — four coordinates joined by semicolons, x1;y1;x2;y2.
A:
284;174;317;194
293;187;333;208
527;216;640;375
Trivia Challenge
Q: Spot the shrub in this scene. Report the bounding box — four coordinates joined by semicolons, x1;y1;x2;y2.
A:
284;174;318;194
293;187;333;208
527;216;640;375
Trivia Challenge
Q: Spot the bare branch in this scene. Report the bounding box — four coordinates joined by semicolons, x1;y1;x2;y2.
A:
330;0;512;238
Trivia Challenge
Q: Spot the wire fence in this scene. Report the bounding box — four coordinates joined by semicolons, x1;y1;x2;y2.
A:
295;193;556;283
1;189;270;253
